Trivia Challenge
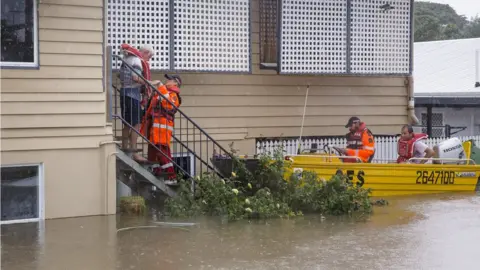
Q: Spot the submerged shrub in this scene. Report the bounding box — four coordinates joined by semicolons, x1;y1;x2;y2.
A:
165;144;376;221
119;196;146;215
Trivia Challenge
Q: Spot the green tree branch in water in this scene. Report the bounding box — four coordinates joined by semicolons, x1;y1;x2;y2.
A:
165;145;375;221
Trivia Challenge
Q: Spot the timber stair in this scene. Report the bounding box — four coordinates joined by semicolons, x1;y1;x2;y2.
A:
115;147;178;201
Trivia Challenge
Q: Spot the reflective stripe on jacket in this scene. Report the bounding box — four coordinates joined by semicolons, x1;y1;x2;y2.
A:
344;123;375;163
140;85;180;146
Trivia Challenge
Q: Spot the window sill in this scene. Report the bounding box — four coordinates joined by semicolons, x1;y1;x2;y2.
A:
260;63;278;70
0;62;39;70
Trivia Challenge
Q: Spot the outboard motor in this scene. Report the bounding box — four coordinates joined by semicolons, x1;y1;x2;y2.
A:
433;137;466;164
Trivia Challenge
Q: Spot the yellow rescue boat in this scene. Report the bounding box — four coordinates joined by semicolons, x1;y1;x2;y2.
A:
212;140;480;197
283;140;480;197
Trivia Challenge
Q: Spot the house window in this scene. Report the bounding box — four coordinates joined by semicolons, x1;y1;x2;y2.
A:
259;0;278;69
0;0;38;68
1;164;44;224
173;0;250;72
107;0;171;70
421;112;445;137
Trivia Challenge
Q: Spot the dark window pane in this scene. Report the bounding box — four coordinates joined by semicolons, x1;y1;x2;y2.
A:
1;0;35;64
173;155;194;180
259;0;278;64
1;166;39;221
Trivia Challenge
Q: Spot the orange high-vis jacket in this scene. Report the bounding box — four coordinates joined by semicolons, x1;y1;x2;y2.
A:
141;85;180;146
344;123;375;163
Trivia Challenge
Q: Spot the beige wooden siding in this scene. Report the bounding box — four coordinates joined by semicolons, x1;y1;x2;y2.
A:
0;0;110;152
148;74;408;139
140;0;408;152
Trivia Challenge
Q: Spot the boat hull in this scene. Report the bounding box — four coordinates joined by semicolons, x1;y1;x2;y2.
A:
285;156;480;197
212;156;480;197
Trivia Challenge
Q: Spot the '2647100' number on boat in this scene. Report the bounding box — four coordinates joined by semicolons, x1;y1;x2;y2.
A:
416;171;455;185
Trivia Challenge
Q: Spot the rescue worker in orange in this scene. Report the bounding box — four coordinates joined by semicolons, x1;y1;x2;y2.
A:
333;117;375;163
141;74;182;185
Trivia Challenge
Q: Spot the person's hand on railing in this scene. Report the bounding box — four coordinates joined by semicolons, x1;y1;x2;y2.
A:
151;80;163;86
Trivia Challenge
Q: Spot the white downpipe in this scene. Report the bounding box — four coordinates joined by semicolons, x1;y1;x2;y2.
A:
406;77;420;125
99;140;121;214
105;151;118;215
476;49;479;86
99;140;121;146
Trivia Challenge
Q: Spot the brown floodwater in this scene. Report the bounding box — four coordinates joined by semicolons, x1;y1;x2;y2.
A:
1;193;479;270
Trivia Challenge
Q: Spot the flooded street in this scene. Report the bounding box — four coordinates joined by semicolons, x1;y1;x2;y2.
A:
1;193;480;270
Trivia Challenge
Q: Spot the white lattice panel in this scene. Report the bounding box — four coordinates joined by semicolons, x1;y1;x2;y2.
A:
107;0;170;70
280;0;348;74
349;0;411;74
173;0;250;72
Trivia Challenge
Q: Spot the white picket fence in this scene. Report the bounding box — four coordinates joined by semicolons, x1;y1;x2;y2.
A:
256;135;480;163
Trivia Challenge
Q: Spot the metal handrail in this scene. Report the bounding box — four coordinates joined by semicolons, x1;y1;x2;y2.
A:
112;54;232;159
112;55;231;179
113;115;191;178
407;157;477;165
113;83;223;170
113;102;224;180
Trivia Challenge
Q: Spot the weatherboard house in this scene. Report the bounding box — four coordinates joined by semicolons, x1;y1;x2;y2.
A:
1;0;415;224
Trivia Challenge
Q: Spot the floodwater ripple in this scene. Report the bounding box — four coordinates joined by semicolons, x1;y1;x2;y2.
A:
1;193;479;270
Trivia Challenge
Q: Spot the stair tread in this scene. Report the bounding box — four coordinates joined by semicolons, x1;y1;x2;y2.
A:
121;148;143;153
164;181;179;187
135;159;158;165
116;145;182;199
154;172;174;177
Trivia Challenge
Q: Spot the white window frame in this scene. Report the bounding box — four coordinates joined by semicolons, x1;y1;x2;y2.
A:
0;0;39;68
172;152;195;176
0;163;45;225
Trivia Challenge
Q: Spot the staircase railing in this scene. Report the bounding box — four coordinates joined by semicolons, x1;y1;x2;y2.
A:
110;53;232;180
114;112;192;179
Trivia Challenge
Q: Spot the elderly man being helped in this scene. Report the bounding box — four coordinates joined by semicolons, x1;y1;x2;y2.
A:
119;44;161;163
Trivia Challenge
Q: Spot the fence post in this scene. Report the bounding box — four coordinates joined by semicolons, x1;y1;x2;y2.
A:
426;105;433;137
445;125;451;138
